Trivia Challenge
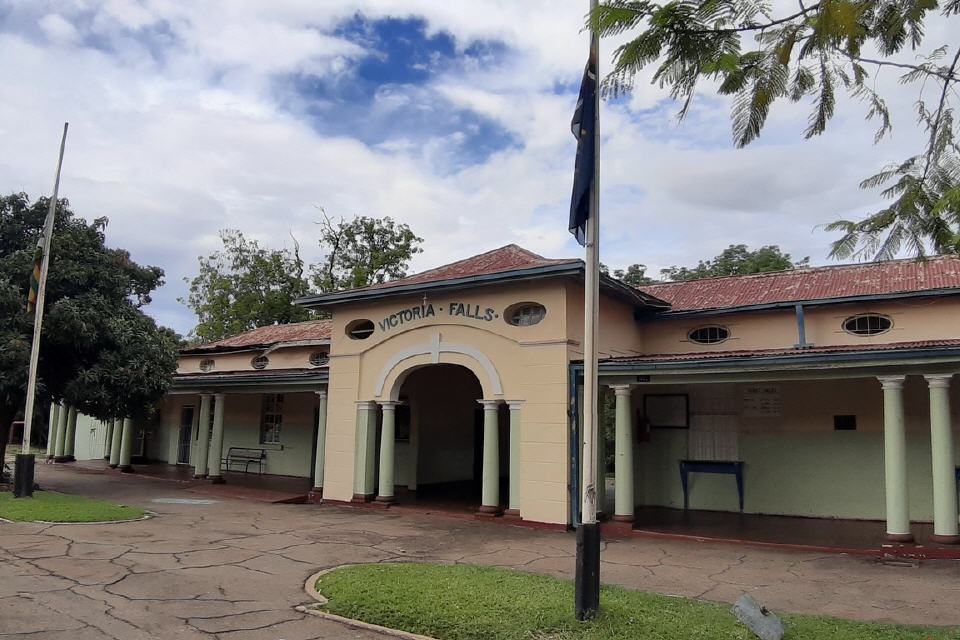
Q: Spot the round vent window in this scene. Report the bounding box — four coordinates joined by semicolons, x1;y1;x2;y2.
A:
199;358;215;372
506;302;546;327
346;319;375;340
251;355;269;370
843;313;892;336
309;351;329;367
688;326;730;344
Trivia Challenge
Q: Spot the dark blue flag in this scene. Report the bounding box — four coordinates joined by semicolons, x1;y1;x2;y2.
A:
569;51;597;246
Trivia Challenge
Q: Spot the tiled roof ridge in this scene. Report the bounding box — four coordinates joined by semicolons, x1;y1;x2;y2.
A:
399;243;562;280
189;318;332;351
639;254;958;291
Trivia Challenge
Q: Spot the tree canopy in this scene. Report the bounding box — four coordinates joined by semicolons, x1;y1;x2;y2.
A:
592;0;960;259
606;243;806;284
0;193;179;456
183;214;423;342
182;230;312;343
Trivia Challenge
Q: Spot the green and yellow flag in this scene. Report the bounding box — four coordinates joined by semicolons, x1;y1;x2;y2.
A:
26;239;43;314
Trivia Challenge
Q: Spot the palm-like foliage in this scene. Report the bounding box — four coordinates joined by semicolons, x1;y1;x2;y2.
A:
592;0;960;258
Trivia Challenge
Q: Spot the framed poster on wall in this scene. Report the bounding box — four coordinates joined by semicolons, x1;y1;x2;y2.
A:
643;394;689;429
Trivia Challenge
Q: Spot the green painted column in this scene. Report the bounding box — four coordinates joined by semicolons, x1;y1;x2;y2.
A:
506;401;523;516
612;385;635;522
478;400;501;514
103;420;114;459
376;401;399;503
53;402;68;461
879;376;912;542
118;418;135;472
313;390;328;493
207;394;226;483
925;375;959;543
46;402;60;459
109;418;122;467
194;394;212;478
63;406;78;461
352;401;377;501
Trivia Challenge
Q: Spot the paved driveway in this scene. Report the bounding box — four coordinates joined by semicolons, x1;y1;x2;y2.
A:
2;465;959;639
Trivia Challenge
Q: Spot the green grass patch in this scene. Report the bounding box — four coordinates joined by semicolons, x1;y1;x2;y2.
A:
316;563;959;640
0;490;146;523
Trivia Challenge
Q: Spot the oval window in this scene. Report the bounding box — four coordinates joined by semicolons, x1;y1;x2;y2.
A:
309;351;329;367
251;355;269;370
199;358;215;372
688;326;730;344
843;313;892;336
346;319;375;340
506;302;546;327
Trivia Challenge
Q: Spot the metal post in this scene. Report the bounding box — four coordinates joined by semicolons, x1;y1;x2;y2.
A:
575;0;601;619
14;123;68;498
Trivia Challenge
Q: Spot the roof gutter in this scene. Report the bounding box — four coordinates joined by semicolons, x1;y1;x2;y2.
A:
583;345;960;372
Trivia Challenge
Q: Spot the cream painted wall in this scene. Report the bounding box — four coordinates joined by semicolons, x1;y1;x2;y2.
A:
322;280;572;523
640;298;960;355
630;377;960;520
565;281;645;359
178;344;329;375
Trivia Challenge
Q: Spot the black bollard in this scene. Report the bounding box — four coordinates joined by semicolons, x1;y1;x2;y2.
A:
13;454;36;498
574;521;601;620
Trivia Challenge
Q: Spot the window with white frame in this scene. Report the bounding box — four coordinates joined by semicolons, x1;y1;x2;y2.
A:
260;394;283;444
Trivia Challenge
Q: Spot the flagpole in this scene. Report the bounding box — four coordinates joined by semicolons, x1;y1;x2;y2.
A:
14;122;69;498
574;0;601;620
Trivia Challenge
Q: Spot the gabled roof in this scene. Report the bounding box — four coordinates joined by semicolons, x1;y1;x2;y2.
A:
296;244;669;309
638;256;960;313
182;319;331;354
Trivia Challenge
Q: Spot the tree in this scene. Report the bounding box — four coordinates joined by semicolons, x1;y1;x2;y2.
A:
592;0;960;258
660;244;808;280
600;262;657;284
0;193;179;463
312;213;424;291
181;230;312;342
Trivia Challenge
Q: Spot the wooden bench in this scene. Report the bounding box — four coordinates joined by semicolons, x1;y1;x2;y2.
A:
221;447;266;474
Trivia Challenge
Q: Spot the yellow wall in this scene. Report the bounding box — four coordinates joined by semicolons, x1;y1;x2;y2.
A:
322;280;573;523
177;344;328;375
640;298;960;354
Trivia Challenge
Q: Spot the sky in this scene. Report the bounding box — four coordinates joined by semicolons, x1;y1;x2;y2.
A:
0;1;954;335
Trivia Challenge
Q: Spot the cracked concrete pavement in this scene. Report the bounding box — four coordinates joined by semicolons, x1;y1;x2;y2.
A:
1;464;958;638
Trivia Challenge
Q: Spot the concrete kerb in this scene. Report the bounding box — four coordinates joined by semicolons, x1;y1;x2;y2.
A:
0;511;156;525
299;564;439;640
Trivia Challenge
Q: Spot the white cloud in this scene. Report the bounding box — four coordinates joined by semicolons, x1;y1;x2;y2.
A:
0;0;954;335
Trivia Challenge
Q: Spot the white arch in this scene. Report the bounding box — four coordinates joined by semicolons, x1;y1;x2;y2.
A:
374;332;503;399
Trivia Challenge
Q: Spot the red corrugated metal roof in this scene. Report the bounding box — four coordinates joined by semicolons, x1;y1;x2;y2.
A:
346;244;580;293
186;319;331;352
601;339;960;365
638;256;960;312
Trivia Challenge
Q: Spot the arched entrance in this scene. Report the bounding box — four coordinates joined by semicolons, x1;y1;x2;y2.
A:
378;363;509;514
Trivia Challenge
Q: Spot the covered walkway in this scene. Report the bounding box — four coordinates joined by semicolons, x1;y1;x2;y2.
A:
615;507;960;559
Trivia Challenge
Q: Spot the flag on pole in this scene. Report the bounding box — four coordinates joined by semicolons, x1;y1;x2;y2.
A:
26;240;42;313
569;49;598;246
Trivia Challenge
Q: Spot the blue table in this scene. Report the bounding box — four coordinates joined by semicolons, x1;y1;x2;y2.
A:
679;460;745;512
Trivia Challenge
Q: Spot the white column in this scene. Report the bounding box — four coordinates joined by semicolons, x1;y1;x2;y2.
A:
45;402;60;459
878;376;912;542
478;399;501;514
313;390;328;493
108;418;122;467
506;401;524;516
207;394;226;483
611;385;635;522
376;401;399;503
118;418;135;472
925;375;959;543
194;394;212;478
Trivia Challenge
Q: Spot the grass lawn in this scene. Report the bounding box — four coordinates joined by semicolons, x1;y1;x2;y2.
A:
316;563;960;640
0;490;146;523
